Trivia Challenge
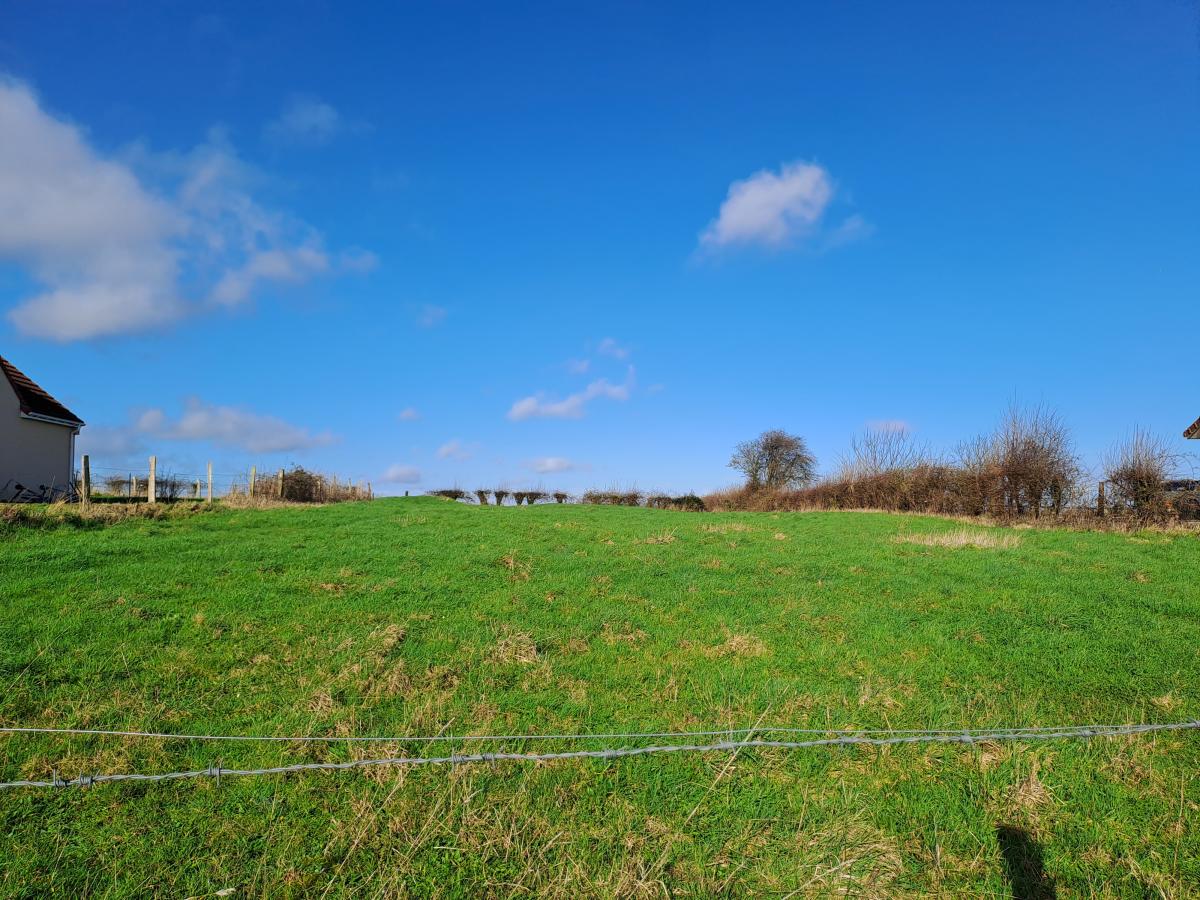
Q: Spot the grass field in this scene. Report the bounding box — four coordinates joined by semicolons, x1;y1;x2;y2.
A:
2;498;1198;897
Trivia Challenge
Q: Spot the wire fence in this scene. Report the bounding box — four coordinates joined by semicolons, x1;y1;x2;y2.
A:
2;720;1196;791
78;458;372;503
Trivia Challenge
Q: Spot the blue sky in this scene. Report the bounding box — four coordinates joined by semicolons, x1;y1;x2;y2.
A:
1;1;1196;494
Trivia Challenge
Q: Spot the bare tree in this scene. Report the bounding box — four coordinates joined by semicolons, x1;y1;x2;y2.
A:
730;430;817;490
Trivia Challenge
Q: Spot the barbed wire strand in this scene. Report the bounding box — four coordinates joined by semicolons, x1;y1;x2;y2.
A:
3;721;1196;791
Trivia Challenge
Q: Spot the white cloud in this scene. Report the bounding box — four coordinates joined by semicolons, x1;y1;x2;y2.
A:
338;248;379;274
596;337;630;359
398;407;420;422
700;160;835;250
210;245;329;306
137;398;336;453
0;78;373;342
825;214;873;248
507;367;635;421
530;456;580;474
77;424;145;459
263;96;342;146
381;463;421;484
436;439;471;460
566;358;591;375
417;304;447;328
0;79;187;339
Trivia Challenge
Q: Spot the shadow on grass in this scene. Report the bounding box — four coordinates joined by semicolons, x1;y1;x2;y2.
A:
996;825;1056;899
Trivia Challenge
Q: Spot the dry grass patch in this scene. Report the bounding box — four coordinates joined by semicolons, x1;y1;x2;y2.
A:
601;622;648;646
498;550;532;581
895;528;1021;550
699;631;770;659
492;629;539;664
641;529;678;545
699;522;752;534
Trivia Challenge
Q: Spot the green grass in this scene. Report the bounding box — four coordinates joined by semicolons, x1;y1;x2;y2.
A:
1;498;1198;897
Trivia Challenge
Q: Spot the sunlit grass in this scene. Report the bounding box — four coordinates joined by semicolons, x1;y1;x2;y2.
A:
1;498;1197;895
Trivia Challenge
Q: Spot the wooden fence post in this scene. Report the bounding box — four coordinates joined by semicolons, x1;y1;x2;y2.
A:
206;462;213;503
81;455;91;507
1097;480;1106;518
148;456;157;504
128;473;134;500
249;466;256;496
367;482;373;500
195;478;201;500
277;468;284;499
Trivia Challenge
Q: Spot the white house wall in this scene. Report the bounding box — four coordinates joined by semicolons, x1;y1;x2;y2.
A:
0;375;76;499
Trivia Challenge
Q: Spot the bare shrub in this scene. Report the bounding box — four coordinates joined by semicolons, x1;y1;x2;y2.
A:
1105;431;1177;522
156;474;187;502
429;489;468;502
513;491;527;505
474;489;490;505
990;406;1082;518
552;491;569;504
102;474;132;497
524;490;546;505
842;427;928;480
647;493;705;511
493;489;510;506
248;468;361;503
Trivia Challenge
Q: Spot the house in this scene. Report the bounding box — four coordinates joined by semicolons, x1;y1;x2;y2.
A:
1186;416;1200;440
0;355;85;501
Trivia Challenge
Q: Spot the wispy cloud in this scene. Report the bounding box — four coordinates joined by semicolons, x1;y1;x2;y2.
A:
596;337;630;360
436;438;471;460
700;160;840;251
417;304;447;328
136;398;336;453
263;95;343;146
507;367;635;421
566;358;591;375
381;463;421;484
398;407;420;422
0;79;373;341
530;456;582;474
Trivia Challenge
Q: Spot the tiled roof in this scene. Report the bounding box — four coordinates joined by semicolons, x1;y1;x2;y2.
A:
1186;416;1200;440
0;355;84;427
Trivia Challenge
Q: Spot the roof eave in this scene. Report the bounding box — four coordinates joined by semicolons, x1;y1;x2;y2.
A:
19;410;84;429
